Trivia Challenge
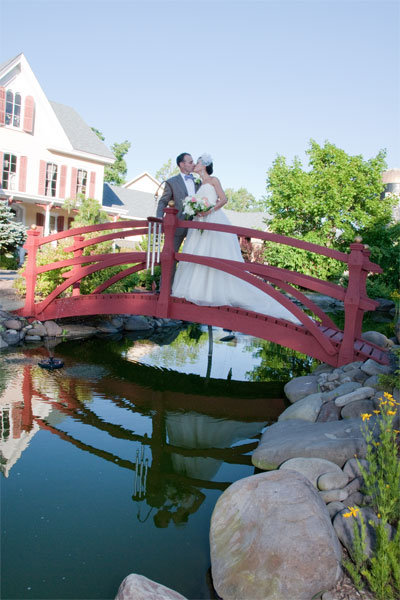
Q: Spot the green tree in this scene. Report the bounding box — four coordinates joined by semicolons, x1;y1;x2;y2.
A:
0;201;27;267
155;158;179;182
225;187;263;212
91;128;131;185
64;195;110;226
262;140;395;281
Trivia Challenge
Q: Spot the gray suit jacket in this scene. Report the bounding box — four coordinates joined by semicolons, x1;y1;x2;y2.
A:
156;174;200;225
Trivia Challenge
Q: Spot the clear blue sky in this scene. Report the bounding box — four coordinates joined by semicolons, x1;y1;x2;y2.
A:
1;0;399;200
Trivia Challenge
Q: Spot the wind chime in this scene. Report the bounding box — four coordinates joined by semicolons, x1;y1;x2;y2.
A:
146;220;162;275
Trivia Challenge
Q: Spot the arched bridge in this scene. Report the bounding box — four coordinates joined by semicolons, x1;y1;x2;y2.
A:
16;206;388;367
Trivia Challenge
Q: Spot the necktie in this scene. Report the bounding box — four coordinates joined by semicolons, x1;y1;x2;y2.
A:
184;174;194;180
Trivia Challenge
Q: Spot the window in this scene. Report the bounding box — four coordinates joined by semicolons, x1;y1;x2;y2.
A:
0;408;10;441
45;163;58;197
76;169;87;196
2;154;17;190
5;90;22;128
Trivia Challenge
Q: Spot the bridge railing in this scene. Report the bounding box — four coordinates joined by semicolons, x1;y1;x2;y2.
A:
158;206;382;364
21;208;382;365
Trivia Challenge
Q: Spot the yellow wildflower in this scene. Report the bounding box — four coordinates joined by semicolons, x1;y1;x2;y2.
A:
361;413;372;421
373;410;380;414
388;410;396;416
384;392;393;399
343;506;360;518
380;400;388;406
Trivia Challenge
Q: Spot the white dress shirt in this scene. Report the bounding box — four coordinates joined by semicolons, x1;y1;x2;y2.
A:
180;171;196;196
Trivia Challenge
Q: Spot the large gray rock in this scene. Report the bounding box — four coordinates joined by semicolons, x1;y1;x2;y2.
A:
210;471;342;600
44;320;63;336
29;322;47;336
278;393;323;422
335;387;375;407
0;337;8;349
361;330;393;349
341;399;374;419
283;375;319;403
318;471;349;491
1;329;21;345
323;382;362;402
317;400;342;422
4;318;23;330
252;418;368;470
62;324;98;339
279;457;344;488
124;315;153;331
115;574;187;600
343;457;369;480
333;507;393;558
361;359;392;376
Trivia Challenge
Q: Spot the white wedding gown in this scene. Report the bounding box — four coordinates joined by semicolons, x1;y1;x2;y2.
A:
171;183;301;325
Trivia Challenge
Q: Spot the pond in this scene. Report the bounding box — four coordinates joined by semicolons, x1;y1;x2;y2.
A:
0;322;318;600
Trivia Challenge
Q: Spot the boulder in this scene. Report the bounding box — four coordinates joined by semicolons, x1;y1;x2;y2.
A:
1;329;21;345
115;574;187;600
44;320;63;337
342;457;368;480
283;375;319;403
323;382;362;402
210;471;342;600
252;418;368;470
361;359;392;376
278;393;323;422
317;471;349;491
279;457;344;488
28;323;47;337
319;488;349;504
4;318;23;330
335;387;375;407
316;400;342;422
361;330;393;349
61;324;98;339
326;501;346;519
342;361;364;372
124;316;153;331
333;507;393;558
0;337;8;349
340;399;374;419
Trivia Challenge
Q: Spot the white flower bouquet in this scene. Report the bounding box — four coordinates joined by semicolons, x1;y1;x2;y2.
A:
182;193;215;218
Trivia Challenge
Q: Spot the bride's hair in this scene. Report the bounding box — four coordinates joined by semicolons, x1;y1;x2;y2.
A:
198;153;214;175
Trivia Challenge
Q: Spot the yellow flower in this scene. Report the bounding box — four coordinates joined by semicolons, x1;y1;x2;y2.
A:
373;410;380;414
388;410;396;416
384;392;393;399
394;430;400;435
380;400;388;406
361;413;372;421
343;506;360;518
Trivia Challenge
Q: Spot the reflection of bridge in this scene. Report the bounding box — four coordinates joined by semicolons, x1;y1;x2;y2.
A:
10;354;283;525
16;208;388;366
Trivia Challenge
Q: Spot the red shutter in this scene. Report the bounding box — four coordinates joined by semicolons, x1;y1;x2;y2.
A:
67;216;74;228
19;156;27;192
23;96;35;133
0;87;5;125
38;160;46;195
70;167;78;198
36;212;45;226
0;152;3;179
89;171;96;197
59;165;67;198
57;216;64;231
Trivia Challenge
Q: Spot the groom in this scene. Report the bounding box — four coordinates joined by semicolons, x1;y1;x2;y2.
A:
156;152;200;253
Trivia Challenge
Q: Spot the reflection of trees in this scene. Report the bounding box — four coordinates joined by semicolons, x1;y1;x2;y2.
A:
244;338;317;382
138;324;209;368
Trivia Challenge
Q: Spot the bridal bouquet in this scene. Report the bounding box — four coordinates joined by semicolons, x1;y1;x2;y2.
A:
182;193;215;218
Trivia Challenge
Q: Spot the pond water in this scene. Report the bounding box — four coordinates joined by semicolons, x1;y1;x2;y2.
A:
1;323;316;599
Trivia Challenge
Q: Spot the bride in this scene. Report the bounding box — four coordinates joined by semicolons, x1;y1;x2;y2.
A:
171;153;301;325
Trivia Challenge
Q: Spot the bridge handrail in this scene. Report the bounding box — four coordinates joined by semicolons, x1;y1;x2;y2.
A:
33;219;151;247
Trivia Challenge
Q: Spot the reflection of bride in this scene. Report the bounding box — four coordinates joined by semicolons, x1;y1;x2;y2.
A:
171;154;301;325
166;411;264;481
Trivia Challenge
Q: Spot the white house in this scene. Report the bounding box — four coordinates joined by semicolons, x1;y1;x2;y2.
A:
0;53;121;239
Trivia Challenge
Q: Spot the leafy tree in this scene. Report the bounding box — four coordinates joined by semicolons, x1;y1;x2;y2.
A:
64;195;110;227
91;128;131;185
0;201;27;267
225;187;263;212
262;140;395;281
155;158;179;182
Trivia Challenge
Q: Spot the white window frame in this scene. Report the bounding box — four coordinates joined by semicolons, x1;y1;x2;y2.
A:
5;89;23;129
45;162;58;197
76;169;87;197
2;153;18;191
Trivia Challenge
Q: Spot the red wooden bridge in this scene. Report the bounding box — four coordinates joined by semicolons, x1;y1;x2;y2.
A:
16;206;388;367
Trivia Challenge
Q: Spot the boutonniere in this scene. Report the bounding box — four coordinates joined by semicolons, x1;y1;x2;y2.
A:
194;176;202;186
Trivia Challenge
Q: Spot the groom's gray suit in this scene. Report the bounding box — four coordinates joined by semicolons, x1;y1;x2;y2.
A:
156;174;200;252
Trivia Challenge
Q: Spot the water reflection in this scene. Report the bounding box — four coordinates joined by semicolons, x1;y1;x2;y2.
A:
0;349;286;529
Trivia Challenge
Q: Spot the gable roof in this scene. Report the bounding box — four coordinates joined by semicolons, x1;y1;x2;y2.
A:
50;101;115;160
123;171;161;189
103;183;157;218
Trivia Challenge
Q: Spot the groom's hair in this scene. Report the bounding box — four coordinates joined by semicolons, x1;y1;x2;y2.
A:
176;152;190;166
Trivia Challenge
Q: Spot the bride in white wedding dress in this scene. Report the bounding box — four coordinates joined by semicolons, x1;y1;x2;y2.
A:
171;154;301;325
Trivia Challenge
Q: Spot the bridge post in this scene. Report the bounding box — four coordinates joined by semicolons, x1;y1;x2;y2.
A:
71;235;85;296
23;226;41;316
156;205;178;318
338;238;368;365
